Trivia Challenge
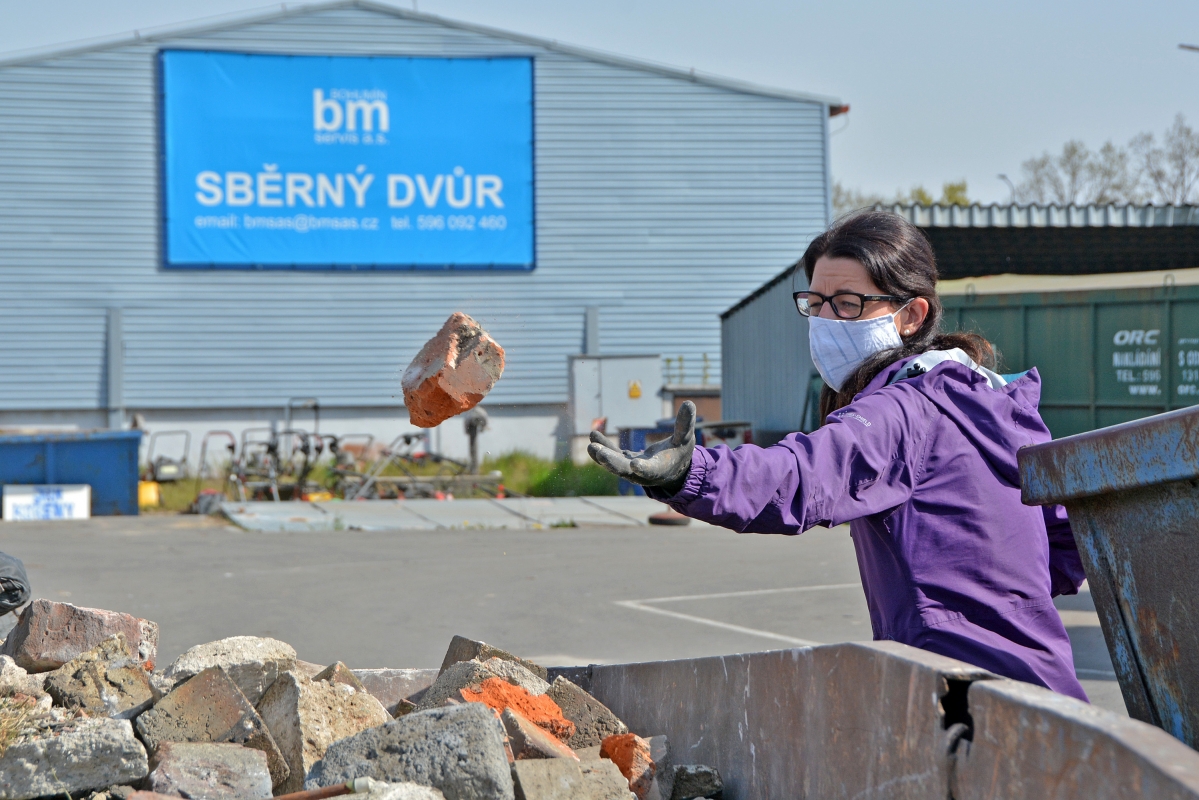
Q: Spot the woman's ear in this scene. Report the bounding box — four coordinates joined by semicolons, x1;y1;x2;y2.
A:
897;297;930;337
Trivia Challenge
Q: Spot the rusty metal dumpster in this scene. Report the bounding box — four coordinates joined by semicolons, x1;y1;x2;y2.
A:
1019;405;1199;747
546;641;1199;799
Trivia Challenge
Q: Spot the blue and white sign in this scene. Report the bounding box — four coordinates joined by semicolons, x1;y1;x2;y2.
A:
161;51;534;269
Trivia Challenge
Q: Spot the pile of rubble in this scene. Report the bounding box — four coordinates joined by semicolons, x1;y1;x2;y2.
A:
0;600;723;800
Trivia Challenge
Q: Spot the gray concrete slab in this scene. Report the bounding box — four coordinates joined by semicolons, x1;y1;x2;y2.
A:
220;497;713;532
0;513;1124;716
494;497;641;527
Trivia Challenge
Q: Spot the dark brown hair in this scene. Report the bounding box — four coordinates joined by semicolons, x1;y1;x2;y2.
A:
802;210;994;421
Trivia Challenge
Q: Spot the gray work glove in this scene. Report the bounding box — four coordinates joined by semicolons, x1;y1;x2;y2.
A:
587;401;696;496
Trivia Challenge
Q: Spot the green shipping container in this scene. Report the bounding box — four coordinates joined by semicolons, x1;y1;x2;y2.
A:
943;284;1199;438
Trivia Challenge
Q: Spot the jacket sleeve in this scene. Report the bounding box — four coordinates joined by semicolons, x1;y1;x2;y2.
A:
1044;504;1085;597
651;385;930;533
0;551;30;614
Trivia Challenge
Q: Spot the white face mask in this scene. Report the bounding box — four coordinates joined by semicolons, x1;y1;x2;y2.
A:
808;308;906;391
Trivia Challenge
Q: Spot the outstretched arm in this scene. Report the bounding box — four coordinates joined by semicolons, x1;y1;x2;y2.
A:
589;387;930;534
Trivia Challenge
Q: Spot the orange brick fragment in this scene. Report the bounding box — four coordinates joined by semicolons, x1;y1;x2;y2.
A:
401;312;505;428
600;733;657;800
459;677;576;742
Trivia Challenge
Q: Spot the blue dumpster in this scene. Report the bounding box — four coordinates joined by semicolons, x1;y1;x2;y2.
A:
0;430;142;516
1019;405;1199;746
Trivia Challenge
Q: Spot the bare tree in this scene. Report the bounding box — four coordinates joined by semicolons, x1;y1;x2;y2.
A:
1131;114;1199;204
1015;140;1136;205
1015;115;1199;206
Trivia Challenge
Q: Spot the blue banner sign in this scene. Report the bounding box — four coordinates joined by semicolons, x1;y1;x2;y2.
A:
160;51;534;269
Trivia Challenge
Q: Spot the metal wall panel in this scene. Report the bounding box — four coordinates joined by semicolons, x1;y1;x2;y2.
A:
720;265;815;436
945;285;1199;438
0;4;830;412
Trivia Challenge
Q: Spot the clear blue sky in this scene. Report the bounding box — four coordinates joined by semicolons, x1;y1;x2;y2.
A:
3;0;1198;204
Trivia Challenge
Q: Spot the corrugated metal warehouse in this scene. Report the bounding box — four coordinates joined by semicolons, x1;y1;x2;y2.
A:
722;203;1199;441
0;1;841;462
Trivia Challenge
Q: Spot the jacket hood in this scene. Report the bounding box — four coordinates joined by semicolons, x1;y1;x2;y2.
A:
860;354;1050;486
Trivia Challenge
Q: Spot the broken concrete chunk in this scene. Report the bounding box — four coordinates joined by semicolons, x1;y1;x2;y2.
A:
0;599;158;673
44;633;158;720
306;702;515;800
439;636;547;681
314;660;367;690
670;765;723;800
511;759;584;800
646;736;673;800
402;313;505;428
581;761;639;800
258;669;391;794
460;678;575;742
417;659;495;710
575;745;603;761
295;659;326;679
351;667;439;715
0;717;148;800
145;741;272;800
164;635;297;705
601;734;656;800
502;708;580;761
134;666;289;789
0;654;48;701
481;657;550;696
546;676;628;750
364;783;447;800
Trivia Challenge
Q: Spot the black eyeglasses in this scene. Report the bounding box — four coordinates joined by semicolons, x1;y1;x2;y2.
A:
793;291;905;320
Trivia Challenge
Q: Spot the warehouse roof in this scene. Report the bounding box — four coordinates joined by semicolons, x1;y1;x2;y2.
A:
724;202;1199;317
0;0;844;109
886;203;1199;228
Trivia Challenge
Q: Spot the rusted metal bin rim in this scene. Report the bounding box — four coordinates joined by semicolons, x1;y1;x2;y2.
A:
1019;405;1199;505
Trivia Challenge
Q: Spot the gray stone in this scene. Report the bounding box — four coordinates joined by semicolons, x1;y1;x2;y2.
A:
257;668;391;794
164;636;297;705
0;717;148;800
581;761;637;800
305;702;514;800
145;741;272;800
501;708;578;760
576;745;602;761
647;736;673;800
415;660;497;711
669;765;722;800
0;655;47;701
545;677;627;750
481;658;550;696
134;666;289;790
511;759;634;800
44;633;158;720
512;759;581;800
417;658;553;713
365;783;447;800
438;636;547;682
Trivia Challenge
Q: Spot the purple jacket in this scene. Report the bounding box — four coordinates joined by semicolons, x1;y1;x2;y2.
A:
654;357;1088;701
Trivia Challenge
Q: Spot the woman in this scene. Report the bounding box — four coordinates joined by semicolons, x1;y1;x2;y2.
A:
588;210;1087;701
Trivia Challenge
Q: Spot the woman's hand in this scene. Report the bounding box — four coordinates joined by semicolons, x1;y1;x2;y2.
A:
587;401;696;495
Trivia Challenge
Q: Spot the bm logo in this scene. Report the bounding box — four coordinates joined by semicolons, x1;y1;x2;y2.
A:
313;89;389;142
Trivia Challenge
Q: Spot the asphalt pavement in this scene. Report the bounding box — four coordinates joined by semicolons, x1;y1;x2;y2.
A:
0;513;1124;715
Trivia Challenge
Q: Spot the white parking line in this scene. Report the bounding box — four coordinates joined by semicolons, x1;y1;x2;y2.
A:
614;582;861;647
613;600;820;646
636;582;861;604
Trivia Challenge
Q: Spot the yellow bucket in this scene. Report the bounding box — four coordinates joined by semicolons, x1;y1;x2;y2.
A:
138;481;161;508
